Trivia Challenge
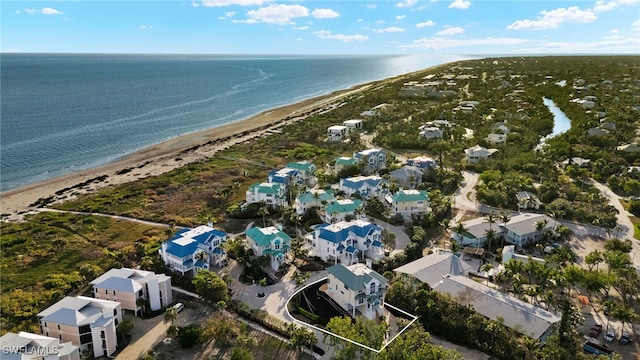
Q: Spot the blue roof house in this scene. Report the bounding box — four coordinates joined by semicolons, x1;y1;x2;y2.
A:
286;161;317;186
305;220;384;265
338;175;388;200
160;225;228;276
246;226;291;271
353;148;387;174
268;167;304;187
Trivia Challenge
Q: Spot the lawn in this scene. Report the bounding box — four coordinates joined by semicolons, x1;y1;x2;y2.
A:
618;199;640;240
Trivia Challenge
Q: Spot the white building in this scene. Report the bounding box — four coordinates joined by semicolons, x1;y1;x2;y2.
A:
90;268;173;315
343;119;363;130
452;213;555;248
325;263;387;319
0;331;80;360
464;145;498;163
160;225;228;276
516;191;542;210
327;125;349;141
38;296;122;359
305;220;384;265
485;133;507;145
294;189;336;215
338;175;388;200
419;127;444;140
245;182;287;209
245;226;291;271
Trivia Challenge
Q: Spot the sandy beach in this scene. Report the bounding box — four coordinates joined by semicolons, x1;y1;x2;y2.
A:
0;80;379;220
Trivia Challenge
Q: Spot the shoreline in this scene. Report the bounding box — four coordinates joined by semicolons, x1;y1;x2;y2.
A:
0;62;448;221
0;75;392;220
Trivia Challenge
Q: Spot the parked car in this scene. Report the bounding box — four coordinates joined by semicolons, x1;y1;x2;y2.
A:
172;302;184;313
619;333;632;345
589;324;603;338
604;330;615;342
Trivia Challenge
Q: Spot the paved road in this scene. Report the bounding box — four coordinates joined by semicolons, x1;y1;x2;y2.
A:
367;218;410;257
453;171;479;212
589;180;639;267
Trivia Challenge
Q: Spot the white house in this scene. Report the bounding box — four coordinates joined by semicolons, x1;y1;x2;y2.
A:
245;182;287;209
90;268;173;315
38;296;122;359
389;189;430;219
419;127;444;140
267;167;304;187
406;156;436;170
328;125;349;142
516;191;542;210
0;331;80;360
353;148;387;174
485;133;507;145
464;145;498;163
245;226;291;271
388;166;424;189
306;220;384;265
322;199;364;224
325;263;387;320
160;225;228;276
332;156;359;175
452;213;555;248
294;189;336;215
338;175;388;200
286;161;317;186
343;119;363;130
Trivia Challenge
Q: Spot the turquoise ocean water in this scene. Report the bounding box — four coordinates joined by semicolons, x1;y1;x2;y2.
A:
0;53;469;192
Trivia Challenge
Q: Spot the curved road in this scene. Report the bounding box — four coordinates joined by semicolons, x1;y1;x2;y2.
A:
453;171;479;213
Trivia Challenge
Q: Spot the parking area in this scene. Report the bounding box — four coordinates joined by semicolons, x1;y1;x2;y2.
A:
580;309;638;359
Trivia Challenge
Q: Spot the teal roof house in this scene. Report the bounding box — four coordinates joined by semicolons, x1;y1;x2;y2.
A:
322;199;364;223
286;160;317;186
390;189;430;219
325;263;387;319
245;182;286;209
246;226;291;271
294;189;336;215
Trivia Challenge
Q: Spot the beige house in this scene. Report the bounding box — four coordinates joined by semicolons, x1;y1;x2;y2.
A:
90;268;173;316
0;331;80;360
325;263;387;320
464;145;498;163
38;296;121;359
388;189;430;219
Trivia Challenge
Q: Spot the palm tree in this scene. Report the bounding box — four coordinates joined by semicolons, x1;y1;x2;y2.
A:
499;210;511;247
485;211;497;232
164;307;178;330
519;337;540;360
195;250;208;267
453;222;466;250
257;204;270;227
534;219;548;243
485;228;497;253
480;263;494;285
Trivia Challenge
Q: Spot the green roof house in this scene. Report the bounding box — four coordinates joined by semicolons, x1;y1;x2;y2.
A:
245;226;291;271
286;161;318;185
323;199;364;223
326;263;387;319
245;182;286;209
294;189;336;215
390;189;430;219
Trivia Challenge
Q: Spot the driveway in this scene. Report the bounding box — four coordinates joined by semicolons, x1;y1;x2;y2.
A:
367;218;410;257
115;314;165;360
453;171;479;212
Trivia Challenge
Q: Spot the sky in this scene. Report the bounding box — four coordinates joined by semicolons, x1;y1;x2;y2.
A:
2;0;639;54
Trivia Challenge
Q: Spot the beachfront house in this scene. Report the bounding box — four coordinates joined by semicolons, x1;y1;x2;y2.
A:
268;167;304;188
388;189;430;219
294;189;336;215
305;220;384;265
322;199;364;224
38;296;122;359
419;126;444;140
389;166;424;189
1;331;80;360
406;156;437;170
395;252;560;341
338;175;388;200
286;161;317;186
325;263;387;320
160;225;228;276
327;125;349;142
245;182;287;209
90;268;173;315
464;145;498;163
245;226;291;271
354;148;387;174
343;119;363;130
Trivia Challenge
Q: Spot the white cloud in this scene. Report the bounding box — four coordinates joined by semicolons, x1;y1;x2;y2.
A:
449;0;471;9
396;15;406;20
314;30;369;42
225;11;236;17
232;19;258;24
139;25;152;29
365;4;378;9
416;20;436;28
312;8;339;19
507;6;597;30
357;18;364;22
436;26;464;36
407;36;528;50
591;0;638;12
293;26;309;30
376;20;386;24
395;0;418;8
246;4;309;25
24;7;63;15
633;18;640;27
373;26;405;33
198;0;270;6
610;29;620;33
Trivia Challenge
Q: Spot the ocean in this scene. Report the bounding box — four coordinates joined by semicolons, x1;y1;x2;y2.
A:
0;53;469;192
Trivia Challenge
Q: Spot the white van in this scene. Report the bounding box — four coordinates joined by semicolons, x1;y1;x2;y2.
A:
172;303;184;312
